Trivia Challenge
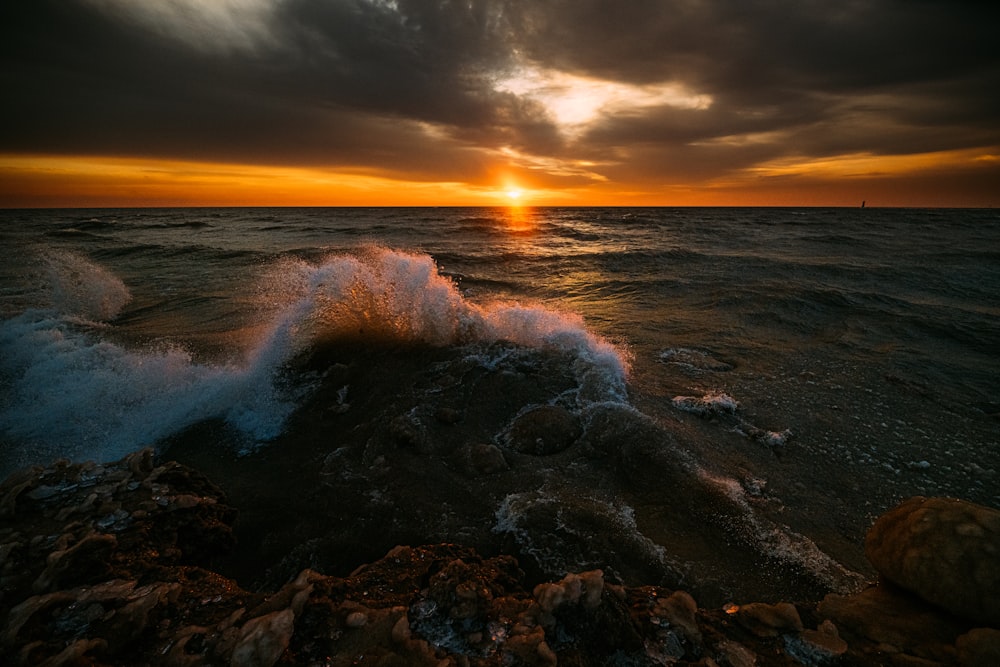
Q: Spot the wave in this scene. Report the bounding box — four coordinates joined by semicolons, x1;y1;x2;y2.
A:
260;247;629;400
0;247;629;475
41;249;132;321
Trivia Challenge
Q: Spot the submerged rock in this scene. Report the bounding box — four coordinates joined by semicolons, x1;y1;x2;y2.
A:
505;405;582;455
865;496;1000;626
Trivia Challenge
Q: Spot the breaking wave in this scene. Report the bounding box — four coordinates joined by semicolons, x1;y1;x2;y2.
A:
0;248;628;474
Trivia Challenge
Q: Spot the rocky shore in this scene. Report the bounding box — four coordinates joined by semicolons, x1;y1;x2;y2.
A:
2;450;998;666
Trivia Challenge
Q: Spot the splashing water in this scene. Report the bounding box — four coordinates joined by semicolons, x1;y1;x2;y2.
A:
261;247;630;399
1;247;629;474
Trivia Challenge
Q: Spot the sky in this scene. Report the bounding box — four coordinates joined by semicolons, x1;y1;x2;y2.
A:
1;0;998;207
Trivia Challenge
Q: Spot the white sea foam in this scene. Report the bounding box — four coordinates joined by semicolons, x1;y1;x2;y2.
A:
697;470;867;594
0;251;303;473
0;309;298;473
493;489;674;578
671;391;739;415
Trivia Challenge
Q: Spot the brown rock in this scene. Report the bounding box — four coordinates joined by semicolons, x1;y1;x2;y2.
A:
784;620;848;663
818;585;966;663
714;639;758;667
230;609;294;667
957;628;1000;667
865;496;1000;626
32;532;117;593
735;601;803;637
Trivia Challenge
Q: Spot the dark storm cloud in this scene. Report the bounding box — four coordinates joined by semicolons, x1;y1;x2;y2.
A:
512;0;1000;166
0;0;556;171
2;0;998;186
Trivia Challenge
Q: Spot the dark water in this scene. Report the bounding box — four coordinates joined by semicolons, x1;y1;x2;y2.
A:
1;207;997;604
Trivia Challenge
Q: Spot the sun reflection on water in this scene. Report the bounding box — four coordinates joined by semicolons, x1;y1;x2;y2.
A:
502;204;535;234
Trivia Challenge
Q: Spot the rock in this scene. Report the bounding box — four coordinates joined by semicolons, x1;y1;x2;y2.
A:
505;405;581;455
32;532;117;592
818;585;967;663
714;639;757;667
735;601;803;637
35;637;108;666
434;406;462;424
957;628;1000;667
784;620;848;664
454;442;508;476
230;609;295;667
865;496;1000;625
345;611;368;627
653;590;702;645
5;453;986;667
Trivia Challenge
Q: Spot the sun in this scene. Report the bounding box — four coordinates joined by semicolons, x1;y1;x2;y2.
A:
506;188;522;201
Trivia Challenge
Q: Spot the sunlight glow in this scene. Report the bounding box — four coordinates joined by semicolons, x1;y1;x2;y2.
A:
506;188;522;200
496;65;713;132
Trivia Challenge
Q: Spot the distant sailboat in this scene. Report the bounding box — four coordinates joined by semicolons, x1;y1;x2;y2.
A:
861;200;866;208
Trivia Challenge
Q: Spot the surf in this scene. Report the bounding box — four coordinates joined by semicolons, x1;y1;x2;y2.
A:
0;247;630;475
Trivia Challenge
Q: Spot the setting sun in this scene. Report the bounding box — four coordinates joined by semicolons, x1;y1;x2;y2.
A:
506;188;522;201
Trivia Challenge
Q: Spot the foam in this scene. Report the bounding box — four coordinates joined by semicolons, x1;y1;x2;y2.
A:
0;309;298;474
671;391;739;415
0;251;302;474
697;470;867;594
493;489;673;579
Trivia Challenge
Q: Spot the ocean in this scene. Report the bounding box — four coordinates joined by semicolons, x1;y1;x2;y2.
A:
1;206;997;605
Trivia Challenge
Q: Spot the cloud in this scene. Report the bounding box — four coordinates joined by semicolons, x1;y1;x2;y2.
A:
1;0;998;201
81;0;280;55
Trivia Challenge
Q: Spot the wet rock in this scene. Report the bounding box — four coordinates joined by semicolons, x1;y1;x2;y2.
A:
818;585;966;663
505;405;582;455
714;639;758;666
783;620;848;664
4;452;990;667
865;496;1000;625
956;627;1000;667
32;531;117;593
653;590;701;645
434;406;463;424
230;609;295;667
453;442;508;476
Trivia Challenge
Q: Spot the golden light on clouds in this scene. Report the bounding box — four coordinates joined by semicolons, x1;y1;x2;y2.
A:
495;65;712;134
746;147;1000;180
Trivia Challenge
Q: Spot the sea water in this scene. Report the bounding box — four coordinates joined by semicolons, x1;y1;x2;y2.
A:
1;207;997;602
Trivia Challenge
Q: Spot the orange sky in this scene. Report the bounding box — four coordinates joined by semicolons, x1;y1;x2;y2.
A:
2;149;997;208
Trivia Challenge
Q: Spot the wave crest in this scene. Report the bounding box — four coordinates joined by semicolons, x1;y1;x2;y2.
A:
42;250;131;322
259;248;629;400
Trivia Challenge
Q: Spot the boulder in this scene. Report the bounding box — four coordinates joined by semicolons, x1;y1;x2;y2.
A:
956;628;1000;667
865;496;1000;626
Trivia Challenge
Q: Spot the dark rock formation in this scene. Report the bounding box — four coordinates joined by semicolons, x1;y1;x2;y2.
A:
3;452;998;666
